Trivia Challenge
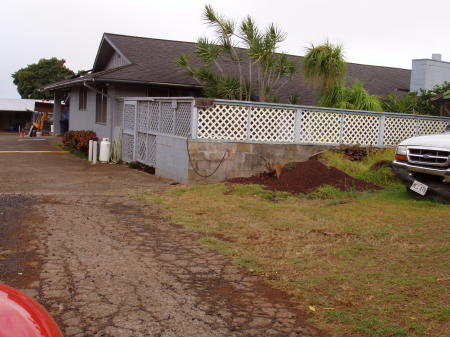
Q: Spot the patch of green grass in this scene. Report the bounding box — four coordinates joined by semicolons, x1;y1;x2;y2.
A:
321;149;396;186
231;184;291;201
308;184;350;200
129;193;164;205
171;188;188;195
437;306;450;321
352;317;407;337
198;236;236;256
235;256;265;272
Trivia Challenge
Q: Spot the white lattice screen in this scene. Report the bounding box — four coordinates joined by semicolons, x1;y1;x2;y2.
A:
250;107;296;142
121;99;192;166
418;119;447;136
123;99;449;165
383;117;417;146
300;110;341;144
196;103;448;147
197;104;249;140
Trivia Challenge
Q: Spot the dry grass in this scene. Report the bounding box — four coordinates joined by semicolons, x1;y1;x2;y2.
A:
138;183;450;337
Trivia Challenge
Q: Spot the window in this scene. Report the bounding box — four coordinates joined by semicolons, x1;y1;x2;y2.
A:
78;87;87;110
95;86;108;124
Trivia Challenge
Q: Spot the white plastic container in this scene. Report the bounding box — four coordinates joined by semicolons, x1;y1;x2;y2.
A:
99;138;111;163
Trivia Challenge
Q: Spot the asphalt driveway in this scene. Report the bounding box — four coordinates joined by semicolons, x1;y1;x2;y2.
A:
0;133;325;337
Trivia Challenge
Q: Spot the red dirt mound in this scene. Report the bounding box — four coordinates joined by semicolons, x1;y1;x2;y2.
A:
229;160;380;194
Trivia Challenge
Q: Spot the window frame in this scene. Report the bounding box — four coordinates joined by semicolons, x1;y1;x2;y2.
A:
78;86;87;110
95;86;108;125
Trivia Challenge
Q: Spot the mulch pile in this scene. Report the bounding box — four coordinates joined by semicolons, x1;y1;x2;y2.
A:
229;160;381;194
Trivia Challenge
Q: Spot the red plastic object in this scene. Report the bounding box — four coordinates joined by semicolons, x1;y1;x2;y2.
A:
0;283;63;337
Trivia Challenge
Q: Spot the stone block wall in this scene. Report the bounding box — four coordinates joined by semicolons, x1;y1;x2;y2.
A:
187;141;330;183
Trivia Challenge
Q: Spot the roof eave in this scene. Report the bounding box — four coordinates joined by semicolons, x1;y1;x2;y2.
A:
94;78;202;89
42;77;203;92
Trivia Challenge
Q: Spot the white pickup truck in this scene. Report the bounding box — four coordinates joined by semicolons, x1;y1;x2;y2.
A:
392;130;450;203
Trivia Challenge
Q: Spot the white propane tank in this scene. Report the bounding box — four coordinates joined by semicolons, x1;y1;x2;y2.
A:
99;138;111;163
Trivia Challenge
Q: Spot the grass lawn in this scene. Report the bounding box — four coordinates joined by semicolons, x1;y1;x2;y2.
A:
135;150;450;337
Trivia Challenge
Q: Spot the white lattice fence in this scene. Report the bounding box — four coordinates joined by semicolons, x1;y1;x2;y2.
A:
343;114;380;146
250;107;296;142
418;119;448;136
383;117;417;146
197;102;449;147
197;104;249;140
122;99;193;165
121;133;134;163
300;110;341;144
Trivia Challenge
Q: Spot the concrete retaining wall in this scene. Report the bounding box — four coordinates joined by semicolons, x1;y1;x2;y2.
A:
187;141;330;183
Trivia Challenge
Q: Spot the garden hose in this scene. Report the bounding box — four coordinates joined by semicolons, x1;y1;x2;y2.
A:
109;137;122;164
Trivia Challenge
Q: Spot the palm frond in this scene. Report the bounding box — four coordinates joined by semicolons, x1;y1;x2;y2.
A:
302;41;347;91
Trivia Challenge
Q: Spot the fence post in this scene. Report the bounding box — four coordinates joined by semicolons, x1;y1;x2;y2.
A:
191;100;198;139
246;106;252;140
338;113;344;144
157;101;162;133
132;100;138;161
172;99;177;134
378;115;386;147
415;118;420;136
294;109;302;143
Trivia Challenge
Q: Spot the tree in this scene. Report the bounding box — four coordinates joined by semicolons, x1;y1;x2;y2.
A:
177;5;297;102
12;58;74;99
302;41;347;94
383;93;419;114
383;82;450;115
318;81;384;111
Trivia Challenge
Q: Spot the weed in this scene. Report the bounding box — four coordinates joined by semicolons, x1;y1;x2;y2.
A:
321;149;396;186
198;236;236;256
308;185;348;200
171;188;188;195
352;317;407;337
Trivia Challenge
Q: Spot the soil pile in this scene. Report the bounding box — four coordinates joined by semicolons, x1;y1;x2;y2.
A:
229;160;380;194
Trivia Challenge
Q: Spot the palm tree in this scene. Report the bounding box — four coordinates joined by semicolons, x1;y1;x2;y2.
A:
318;81;384;111
177;5;297;102
302;41;347;94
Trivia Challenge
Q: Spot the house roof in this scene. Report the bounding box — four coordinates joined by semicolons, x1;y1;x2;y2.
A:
0;98;37;112
43;33;412;105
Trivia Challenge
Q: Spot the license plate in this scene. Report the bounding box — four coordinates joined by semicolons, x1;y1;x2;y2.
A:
410;180;428;196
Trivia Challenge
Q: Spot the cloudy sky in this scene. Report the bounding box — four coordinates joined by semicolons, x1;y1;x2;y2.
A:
1;0;449;98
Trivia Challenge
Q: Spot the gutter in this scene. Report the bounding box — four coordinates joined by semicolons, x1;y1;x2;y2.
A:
41;77;202;92
83;81;118;100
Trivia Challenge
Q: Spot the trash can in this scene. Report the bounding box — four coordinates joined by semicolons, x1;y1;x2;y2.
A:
59;120;69;133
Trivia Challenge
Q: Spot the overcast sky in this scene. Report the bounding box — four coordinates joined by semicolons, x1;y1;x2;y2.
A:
1;0;449;98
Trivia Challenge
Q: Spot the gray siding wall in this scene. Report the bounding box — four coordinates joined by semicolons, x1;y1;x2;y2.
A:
105;52;128;70
69;84;148;140
69;86;113;140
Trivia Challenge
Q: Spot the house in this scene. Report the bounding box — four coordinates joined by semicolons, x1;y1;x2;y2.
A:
0;98;55;131
410;54;450;92
42;33;412;139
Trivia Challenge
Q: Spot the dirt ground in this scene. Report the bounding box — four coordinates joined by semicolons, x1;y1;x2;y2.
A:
0;133;326;337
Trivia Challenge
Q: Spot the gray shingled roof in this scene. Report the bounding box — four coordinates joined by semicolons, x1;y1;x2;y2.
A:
44;33;411;105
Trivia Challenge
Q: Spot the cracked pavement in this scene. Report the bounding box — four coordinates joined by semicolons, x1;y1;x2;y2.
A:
0;134;326;337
